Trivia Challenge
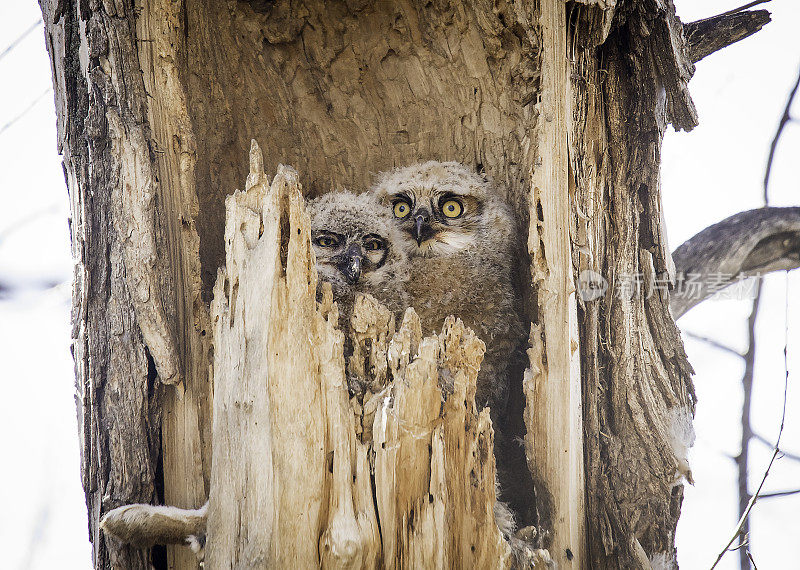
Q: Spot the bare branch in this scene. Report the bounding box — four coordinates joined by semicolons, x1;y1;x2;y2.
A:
764;66;800;202
735;282;761;570
670;207;800;319
0;88;52;136
684;9;771;64
710;379;786;569
682;330;743;357
710;275;791;570
752;433;800;463
716;0;771;18
0;19;42;63
758;488;800;499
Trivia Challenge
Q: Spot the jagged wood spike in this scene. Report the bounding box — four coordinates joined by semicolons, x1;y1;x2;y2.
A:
205;153;527;568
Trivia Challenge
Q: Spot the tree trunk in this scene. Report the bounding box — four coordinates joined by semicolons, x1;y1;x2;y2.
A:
39;0;770;568
205;150;533;567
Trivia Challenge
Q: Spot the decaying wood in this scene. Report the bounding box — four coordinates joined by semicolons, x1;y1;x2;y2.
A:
206;142;545;568
525;2;585;568
684;9;771;63
178;0;582;563
40;1;170;567
134;2;214;568
39;0;773;567
568;2;699;567
42;0;213;566
671;207;800;319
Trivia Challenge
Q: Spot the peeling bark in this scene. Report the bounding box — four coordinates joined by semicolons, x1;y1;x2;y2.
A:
568;1;700;567
206;143;543;568
39;0;772;568
41;1;210;568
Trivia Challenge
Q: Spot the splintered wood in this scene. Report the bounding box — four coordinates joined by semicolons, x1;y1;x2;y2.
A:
206;141;518;568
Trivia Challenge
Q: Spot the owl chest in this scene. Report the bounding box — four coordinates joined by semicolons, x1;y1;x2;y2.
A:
405;258;506;336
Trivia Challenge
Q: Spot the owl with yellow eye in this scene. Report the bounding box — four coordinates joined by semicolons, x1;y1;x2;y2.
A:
370;161;525;410
95;175;535;563
372;161;535;542
306;189;410;326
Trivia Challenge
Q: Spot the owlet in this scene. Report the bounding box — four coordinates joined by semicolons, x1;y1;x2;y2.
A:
370;161;526;410
306;189;410;325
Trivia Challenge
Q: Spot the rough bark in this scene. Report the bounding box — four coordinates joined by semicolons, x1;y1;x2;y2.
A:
205;144;543;568
568;1;700;567
684;9;771;64
670;206;800;319
41;2;164;568
39;0;772;568
41;1;210;568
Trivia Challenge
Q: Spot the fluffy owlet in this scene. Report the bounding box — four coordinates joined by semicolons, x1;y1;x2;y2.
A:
371;161;538;551
370;161;526;410
309;184;536;562
99;186;535;564
306;190;410;325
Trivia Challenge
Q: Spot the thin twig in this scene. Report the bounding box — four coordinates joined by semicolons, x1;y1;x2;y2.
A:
764;66;800;203
710;69;796;567
683;330;744;358
0;19;43;63
717;0;772;19
710;274;791;569
0;88;52;136
752;432;800;462
730;538;749;550
758;488;800;499
0;204;60;244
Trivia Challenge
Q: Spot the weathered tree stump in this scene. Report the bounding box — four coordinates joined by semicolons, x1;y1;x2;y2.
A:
206;142;547;568
39;0;776;567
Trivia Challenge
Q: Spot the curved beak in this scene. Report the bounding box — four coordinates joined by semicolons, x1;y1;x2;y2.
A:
338;243;363;284
412;209;433;246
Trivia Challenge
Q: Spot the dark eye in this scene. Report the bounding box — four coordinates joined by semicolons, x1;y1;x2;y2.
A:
314;235;339;248
441;199;463;218
363;237;385;251
393;200;411;219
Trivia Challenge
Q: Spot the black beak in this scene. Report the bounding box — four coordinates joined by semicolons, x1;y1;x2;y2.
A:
413;209;432;246
338;243;363;284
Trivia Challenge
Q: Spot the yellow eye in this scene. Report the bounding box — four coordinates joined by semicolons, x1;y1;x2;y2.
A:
315;235;338;247
393;201;411;219
441;199;463;218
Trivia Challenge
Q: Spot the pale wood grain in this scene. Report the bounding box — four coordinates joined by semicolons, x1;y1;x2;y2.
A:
525;2;586;568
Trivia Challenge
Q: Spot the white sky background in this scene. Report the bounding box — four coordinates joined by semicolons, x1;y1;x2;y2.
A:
0;1;797;569
665;1;800;568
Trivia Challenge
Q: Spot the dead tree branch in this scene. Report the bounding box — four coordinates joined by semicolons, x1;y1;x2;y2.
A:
758;488;800;499
670;206;800;319
684;9;771;64
0;19;42;62
710;280;790;569
0;88;53;136
717;1;771;17
753;433;800;463
735;281;761;570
